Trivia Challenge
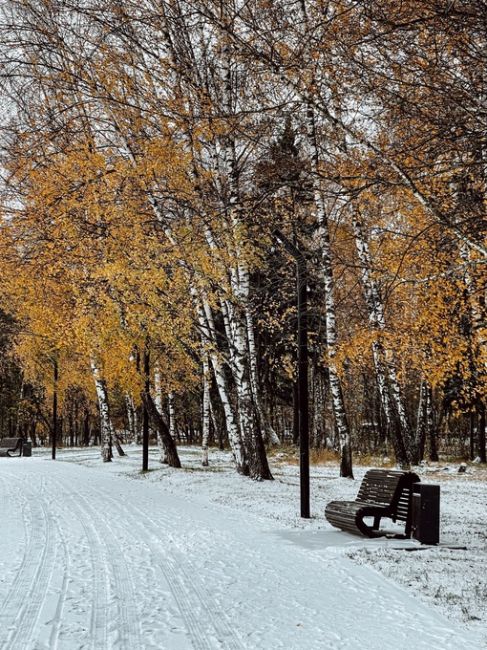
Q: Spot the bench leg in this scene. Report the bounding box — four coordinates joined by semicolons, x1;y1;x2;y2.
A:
373;515;381;531
405;515;413;538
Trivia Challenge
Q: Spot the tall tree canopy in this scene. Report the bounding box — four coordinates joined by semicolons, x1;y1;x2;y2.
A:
0;0;485;473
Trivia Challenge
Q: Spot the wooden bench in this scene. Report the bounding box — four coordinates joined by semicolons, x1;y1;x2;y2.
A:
0;437;24;457
325;469;420;538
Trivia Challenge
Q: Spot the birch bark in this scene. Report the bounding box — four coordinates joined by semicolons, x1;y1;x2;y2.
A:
306;104;353;477
352;214;412;467
154;368;168;463
414;381;428;465
168;392;176;440
196;293;248;474
90;359;113;462
217;39;273;479
125;394;137;443
201;352;211;466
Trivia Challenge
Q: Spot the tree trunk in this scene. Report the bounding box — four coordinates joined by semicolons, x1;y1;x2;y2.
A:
353;213;412;467
414;381;427;464
244;302;280;446
168;392;177;440
231;310;273;480
154;368;168;463
83;413;90;447
141;391;181;468
197;296;248;474
219;39;273;480
30;422;37;447
478;403;486;463
125;393;137;443
69;409;74;447
202;354;210;466
308;111;352;477
469;411;476;461
112;431;126;457
90;359;112;462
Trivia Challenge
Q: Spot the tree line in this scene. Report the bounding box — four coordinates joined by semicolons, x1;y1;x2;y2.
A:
0;0;485;477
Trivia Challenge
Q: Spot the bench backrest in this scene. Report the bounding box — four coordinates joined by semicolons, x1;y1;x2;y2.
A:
357;469;420;521
0;438;23;449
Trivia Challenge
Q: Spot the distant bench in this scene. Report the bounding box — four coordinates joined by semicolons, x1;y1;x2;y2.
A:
0;438;24;457
325;469;420;538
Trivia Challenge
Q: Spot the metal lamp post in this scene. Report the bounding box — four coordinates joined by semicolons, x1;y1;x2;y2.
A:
52;358;58;460
273;229;310;518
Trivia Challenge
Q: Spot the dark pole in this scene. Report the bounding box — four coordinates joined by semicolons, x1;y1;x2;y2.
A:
297;256;310;518
479;404;486;463
52;359;58;460
470;411;475;461
142;346;150;471
273;230;310;518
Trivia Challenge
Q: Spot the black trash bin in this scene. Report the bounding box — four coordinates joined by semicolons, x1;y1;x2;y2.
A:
22;441;32;457
411;483;440;545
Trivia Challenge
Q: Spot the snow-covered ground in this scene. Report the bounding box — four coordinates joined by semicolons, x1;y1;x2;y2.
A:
0;445;485;649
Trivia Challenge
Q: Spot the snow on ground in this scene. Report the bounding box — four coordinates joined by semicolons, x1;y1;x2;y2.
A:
0;445;485;649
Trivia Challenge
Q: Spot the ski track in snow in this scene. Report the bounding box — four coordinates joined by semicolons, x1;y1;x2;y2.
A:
0;457;485;650
47;502;70;650
67;495;110;650
54;475;143;650
96;485;245;650
0;473;57;650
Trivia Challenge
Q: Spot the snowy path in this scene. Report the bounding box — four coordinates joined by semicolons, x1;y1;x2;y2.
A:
0;458;483;650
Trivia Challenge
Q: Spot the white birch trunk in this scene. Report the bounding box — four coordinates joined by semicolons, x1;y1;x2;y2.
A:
202;353;211;466
312;372;326;448
133;405;139;444
416;381;426;437
90;359;112;462
209;235;276;449
461;244;486;371
154;368;167;463
204;217;259;463
387;363;412;444
125;394;137;443
353;214;412;465
195;293;247;473
127;396;134;439
305;103;352;476
168;393;176;440
414;380;427;463
212;32;272;479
